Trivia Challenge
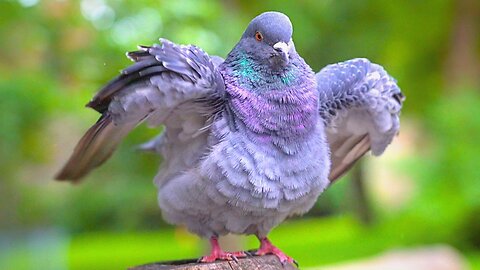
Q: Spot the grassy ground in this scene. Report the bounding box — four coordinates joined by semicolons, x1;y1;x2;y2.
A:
3;216;479;269
67;216;479;269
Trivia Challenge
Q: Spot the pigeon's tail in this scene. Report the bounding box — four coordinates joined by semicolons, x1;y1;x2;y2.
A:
55;114;134;182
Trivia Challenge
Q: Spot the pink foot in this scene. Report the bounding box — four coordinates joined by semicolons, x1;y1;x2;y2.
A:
199;237;248;263
255;237;297;266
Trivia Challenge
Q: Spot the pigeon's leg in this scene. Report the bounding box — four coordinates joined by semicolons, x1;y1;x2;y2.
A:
199;236;248;263
255;237;297;266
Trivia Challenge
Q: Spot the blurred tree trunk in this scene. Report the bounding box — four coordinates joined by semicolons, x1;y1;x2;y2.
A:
444;0;480;88
350;160;373;226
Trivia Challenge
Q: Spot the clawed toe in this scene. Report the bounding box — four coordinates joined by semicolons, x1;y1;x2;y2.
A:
254;237;298;266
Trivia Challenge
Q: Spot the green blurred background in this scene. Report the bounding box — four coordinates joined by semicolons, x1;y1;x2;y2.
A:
1;0;479;269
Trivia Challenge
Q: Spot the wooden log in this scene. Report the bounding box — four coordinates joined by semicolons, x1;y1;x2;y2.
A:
129;255;298;270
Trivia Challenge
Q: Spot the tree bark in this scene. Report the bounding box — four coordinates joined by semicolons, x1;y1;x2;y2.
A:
445;0;480;88
129;255;298;270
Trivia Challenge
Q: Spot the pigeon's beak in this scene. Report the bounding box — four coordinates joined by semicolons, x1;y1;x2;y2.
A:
273;40;291;64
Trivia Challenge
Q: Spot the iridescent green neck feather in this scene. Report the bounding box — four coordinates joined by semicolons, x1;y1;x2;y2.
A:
228;51;299;88
232;53;260;83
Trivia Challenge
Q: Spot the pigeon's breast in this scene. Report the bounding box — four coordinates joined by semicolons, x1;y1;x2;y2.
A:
198;114;331;216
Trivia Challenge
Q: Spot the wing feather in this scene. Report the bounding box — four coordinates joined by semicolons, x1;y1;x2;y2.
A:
56;39;224;182
316;58;404;182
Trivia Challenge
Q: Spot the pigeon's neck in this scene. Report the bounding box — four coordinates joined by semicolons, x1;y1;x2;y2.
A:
220;54;318;139
223;51;297;88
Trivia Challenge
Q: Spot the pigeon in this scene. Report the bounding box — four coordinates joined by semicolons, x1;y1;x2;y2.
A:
56;11;404;264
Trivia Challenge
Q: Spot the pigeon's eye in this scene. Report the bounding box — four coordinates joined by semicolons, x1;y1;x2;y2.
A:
255;31;263;42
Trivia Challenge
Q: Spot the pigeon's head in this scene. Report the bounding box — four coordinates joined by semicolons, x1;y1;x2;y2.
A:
238;11;295;69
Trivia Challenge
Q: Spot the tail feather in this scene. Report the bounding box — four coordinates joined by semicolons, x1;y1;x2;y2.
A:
55;114;134;182
328;135;371;182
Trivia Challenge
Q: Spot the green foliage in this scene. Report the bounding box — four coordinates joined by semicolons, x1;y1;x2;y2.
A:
420;90;480;248
1;0;480;269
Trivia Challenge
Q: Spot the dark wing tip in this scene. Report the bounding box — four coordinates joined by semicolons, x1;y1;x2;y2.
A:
85;100;96;108
393;92;406;105
85;98;109;113
54;169;85;183
53;114;119;183
127;45;153;61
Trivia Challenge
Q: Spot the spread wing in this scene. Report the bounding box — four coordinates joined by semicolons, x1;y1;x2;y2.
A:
316;58;404;182
56;39;225;182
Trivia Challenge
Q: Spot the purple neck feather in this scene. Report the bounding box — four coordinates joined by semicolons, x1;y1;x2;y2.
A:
220;55;318;140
